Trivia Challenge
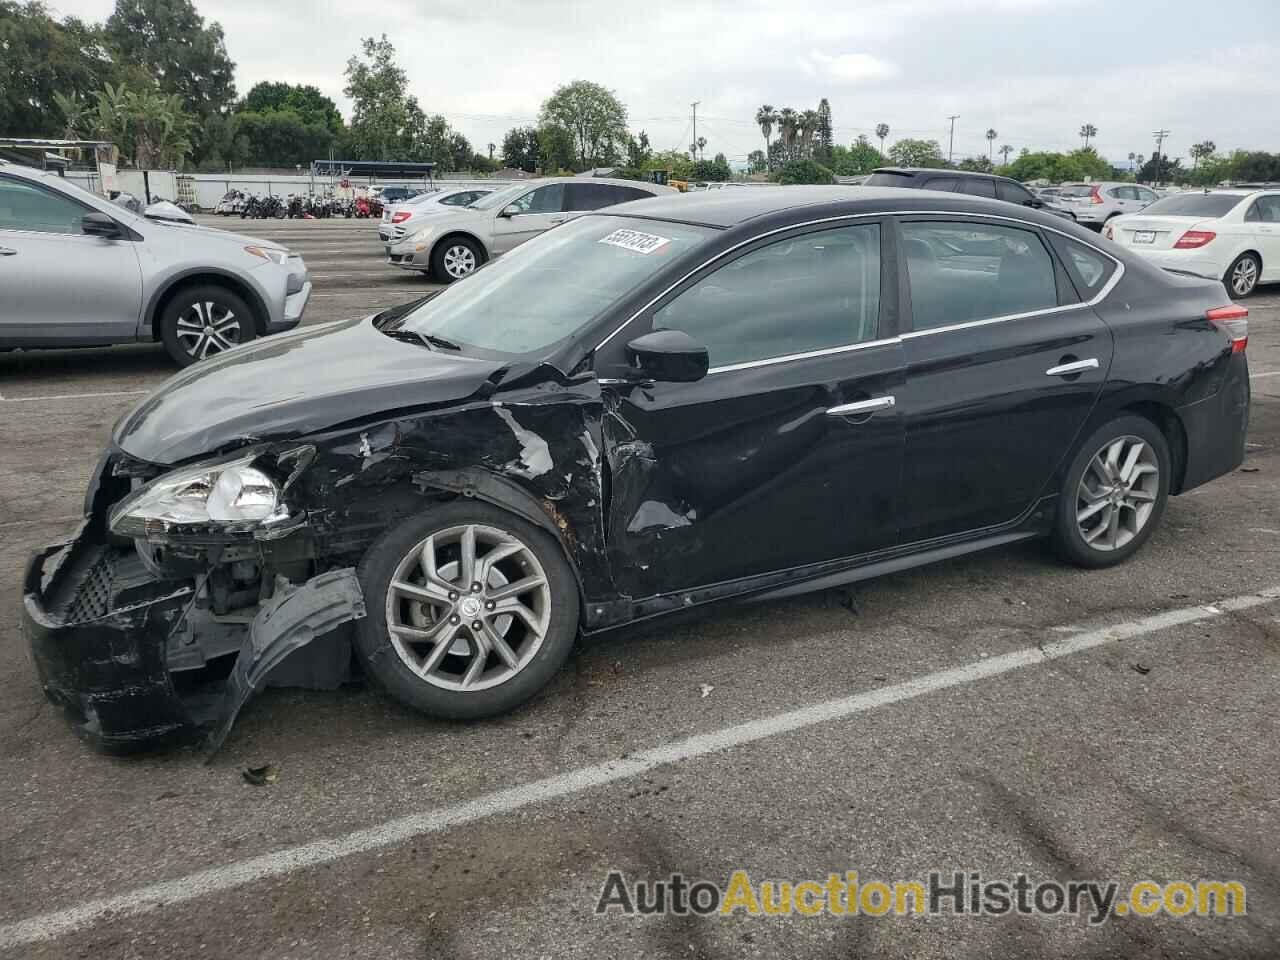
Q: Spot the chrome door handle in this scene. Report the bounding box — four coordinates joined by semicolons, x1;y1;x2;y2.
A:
826;396;895;417
1046;358;1099;377
0;246;16;256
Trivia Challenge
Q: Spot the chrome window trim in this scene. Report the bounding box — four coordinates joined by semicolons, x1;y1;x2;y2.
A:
592;209;1125;367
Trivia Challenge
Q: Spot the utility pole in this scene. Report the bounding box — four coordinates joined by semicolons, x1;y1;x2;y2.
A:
1152;129;1170;187
947;115;960;165
691;102;700;161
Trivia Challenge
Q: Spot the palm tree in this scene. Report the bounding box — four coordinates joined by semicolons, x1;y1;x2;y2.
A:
875;123;889;154
999;144;1013;166
778;108;797;161
985;128;998;160
52;92;92;141
756;105;776;169
1190;140;1216;170
1079;123;1098;149
799;109;819;158
487;142;495;161
696;136;707;160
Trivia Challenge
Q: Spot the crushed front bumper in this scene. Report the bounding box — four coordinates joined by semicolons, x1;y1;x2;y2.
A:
23;521;365;755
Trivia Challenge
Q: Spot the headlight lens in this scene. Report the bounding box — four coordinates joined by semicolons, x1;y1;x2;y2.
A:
409;226;436;242
109;453;287;537
244;244;290;265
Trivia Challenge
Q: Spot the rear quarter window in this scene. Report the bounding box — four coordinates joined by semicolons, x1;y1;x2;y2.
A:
1046;234;1117;298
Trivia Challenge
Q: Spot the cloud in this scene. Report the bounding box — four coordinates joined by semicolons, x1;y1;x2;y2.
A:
800;51;898;84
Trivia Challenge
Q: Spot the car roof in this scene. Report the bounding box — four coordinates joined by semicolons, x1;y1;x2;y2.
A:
611;185;1084;230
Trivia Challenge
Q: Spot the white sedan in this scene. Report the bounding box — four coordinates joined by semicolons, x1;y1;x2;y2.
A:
1105;189;1280;297
378;188;492;243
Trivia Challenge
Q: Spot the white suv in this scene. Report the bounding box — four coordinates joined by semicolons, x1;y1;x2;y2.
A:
1063;182;1158;230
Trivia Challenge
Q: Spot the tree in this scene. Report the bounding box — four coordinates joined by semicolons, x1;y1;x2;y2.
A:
0;2;117;138
501;125;540;172
814;98;834;163
875;123;890;154
799;109;819;159
105;0;236;161
241;81;342;134
888;137;945;168
755;105;775;170
1189;140;1216;170
775;158;834;185
829;135;882;176
958;156;994;173
746;149;766;174
999;144;1013;166
1078;123;1097;148
234;110;333;168
537;122;575;173
695;135;706;160
625;130;651;169
1138;152;1179;185
692;154;730;181
776;108;798;161
985;128;997;160
538;80;628;169
343;36;410;161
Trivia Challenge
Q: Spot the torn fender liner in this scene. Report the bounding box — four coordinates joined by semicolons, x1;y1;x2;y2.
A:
204;569;366;755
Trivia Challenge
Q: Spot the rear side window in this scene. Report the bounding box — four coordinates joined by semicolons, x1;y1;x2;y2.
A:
997;182;1035;205
565;182;644;211
1046;234;1117;297
1246;196;1280;222
0;177;89;234
922;178;958;192
902;221;1058;332
957;178;996;198
653;224;882;368
612;186;652;203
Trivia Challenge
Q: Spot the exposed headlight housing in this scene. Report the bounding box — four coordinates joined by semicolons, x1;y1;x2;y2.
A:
109;452;290;538
409;226;436;242
244;244;290;265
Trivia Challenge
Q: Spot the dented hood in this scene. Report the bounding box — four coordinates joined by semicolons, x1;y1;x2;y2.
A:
114;316;510;464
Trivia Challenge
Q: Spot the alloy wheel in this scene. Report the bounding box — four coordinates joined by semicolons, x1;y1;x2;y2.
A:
174;300;242;360
442;244;477;279
1230;257;1258;297
385;524;551;691
1075;436;1160;551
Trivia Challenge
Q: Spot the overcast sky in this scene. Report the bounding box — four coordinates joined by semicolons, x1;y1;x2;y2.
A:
48;0;1280;166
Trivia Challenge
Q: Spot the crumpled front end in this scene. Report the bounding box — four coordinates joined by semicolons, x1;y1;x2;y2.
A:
22;451;367;755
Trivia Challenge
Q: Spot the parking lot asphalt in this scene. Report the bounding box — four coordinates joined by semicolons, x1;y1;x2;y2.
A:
1;217;1279;959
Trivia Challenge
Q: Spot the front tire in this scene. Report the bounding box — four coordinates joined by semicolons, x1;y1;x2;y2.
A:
1052;415;1170;568
354;502;579;720
1226;252;1260;298
158;284;257;367
431;237;482;283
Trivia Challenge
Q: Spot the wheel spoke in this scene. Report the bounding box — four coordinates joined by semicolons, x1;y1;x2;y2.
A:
459;525;477;586
488;574;546;601
479;621;520;669
1119;442;1145;483
1104;440;1124;477
1105;501;1121;547
418;625;458;677
1127;487;1157;502
176;316;203;331
476;540;523;584
1077;498;1110;523
460;644;487;687
491;597;542;631
391;578;452;605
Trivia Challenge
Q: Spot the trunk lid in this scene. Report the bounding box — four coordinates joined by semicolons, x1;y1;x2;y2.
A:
1110;215;1214;251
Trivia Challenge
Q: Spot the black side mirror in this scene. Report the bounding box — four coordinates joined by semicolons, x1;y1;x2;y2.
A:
624;329;709;383
1029;197;1044;208
82;212;122;238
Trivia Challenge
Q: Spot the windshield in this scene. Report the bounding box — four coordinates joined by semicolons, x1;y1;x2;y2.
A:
468;183;534;210
1139;194;1245;218
399;215;716;355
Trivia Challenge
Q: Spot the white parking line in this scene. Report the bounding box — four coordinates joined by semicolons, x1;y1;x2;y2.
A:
1;585;1277;950
0;389;148;403
1251;370;1280;379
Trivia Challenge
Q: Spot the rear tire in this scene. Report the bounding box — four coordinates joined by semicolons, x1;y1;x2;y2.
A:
353;502;579;720
158;284;258;367
1052;415;1170;568
1225;252;1260;298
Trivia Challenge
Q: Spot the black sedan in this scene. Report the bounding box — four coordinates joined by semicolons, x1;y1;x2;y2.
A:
23;187;1251;752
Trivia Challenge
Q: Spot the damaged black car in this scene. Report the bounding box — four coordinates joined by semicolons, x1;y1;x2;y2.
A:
23;187;1251;752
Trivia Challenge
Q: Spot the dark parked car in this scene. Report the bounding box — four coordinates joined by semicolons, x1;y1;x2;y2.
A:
24;187;1250;752
865;167;1074;219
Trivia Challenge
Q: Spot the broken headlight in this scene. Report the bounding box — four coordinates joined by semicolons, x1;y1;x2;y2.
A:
109;452;289;538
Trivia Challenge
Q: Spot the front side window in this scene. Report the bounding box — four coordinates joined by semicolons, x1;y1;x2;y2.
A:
922;177;958;192
998;182;1035;205
652;224;882;368
902;221;1058;332
0;177;89;234
509;184;565;215
959;178;996;198
400;215;714;355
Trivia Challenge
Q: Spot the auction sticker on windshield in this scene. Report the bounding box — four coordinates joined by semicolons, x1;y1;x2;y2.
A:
599;228;671;255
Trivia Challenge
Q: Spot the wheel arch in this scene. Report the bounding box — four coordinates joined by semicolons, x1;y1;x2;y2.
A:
1114;400;1189;494
429;231;490;267
145;270;271;339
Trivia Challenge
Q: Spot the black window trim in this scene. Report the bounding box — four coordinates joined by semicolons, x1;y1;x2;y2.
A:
593;210;1124;363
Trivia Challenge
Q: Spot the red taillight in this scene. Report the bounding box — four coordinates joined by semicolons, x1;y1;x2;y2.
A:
1090;185;1104;204
1207;304;1248;352
1174;230;1216;249
392;211;411;223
